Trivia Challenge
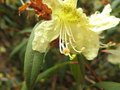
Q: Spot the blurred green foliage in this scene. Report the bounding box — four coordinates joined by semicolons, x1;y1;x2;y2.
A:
0;0;120;90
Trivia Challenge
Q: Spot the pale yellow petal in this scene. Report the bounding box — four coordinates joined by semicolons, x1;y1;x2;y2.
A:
90;16;120;33
89;4;120;34
108;54;120;64
32;18;60;52
108;45;120;64
69;23;99;60
101;4;112;15
44;0;78;10
62;8;100;60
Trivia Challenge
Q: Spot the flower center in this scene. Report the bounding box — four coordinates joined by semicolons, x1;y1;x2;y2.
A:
55;6;82;23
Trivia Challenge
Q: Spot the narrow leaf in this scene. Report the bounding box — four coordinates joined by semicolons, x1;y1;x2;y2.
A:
94;81;120;90
69;55;85;89
24;25;44;89
36;62;73;83
21;82;28;90
10;39;27;57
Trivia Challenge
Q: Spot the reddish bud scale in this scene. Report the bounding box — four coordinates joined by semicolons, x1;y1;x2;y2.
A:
101;0;110;5
19;0;52;20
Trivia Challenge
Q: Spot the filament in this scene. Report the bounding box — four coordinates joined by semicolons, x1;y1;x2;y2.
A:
20;0;25;5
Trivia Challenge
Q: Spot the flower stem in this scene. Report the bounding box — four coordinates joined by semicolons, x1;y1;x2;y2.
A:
69;55;85;90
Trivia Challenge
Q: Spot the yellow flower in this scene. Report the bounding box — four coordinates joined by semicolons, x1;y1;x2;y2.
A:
32;0;120;60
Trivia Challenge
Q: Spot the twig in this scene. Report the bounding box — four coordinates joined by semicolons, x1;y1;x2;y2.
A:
85;76;96;84
85;63;102;82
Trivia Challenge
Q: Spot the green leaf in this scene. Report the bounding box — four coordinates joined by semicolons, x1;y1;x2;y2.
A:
69;55;85;89
10;39;27;57
112;0;120;9
36;62;72;83
24;26;44;89
21;82;28;90
20;28;32;34
0;4;26;29
94;82;120;90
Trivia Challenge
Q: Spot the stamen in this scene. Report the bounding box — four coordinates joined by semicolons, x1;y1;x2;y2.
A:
61;28;66;49
59;20;85;56
64;28;67;47
60;21;70;55
59;24;63;53
64;24;69;48
20;0;25;5
100;41;116;48
67;23;76;43
59;21;85;56
81;47;85;51
64;22;71;36
63;48;70;55
19;0;33;11
69;38;82;53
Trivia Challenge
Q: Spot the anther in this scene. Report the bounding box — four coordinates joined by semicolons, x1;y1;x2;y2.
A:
81;47;85;52
63;48;70;55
